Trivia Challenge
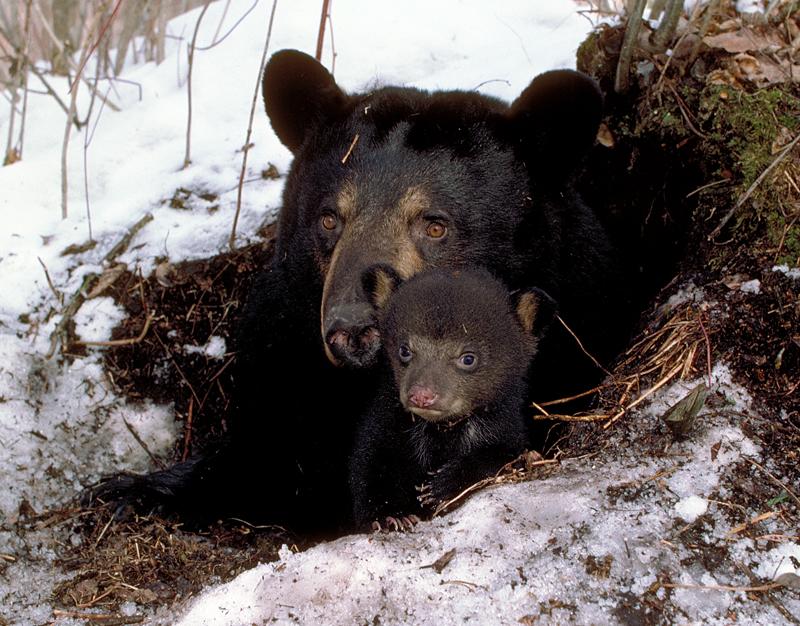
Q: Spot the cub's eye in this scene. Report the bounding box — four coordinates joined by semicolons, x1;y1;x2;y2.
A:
320;213;339;231
456;352;478;370
398;344;413;364
425;221;447;239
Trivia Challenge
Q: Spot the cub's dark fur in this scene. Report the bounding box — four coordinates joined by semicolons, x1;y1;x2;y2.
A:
350;267;554;529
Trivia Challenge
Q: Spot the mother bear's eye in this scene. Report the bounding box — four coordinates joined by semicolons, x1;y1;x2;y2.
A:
425;220;447;239
320;212;339;231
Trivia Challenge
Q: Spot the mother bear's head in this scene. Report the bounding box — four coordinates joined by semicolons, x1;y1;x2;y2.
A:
261;49;602;368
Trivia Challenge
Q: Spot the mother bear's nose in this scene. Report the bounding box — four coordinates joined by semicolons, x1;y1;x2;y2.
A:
323;302;381;368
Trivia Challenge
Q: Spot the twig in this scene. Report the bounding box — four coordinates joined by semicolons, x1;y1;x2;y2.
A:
431;458;557;517
122;416;164;470
197;0;260;51
696;313;712;387
531;412;609;422
70;0;124;94
555;314;612;377
14;0;33;161
725;511;779;536
76;313;154;347
28;61;75;122
315;0;331;61
536;383;611;407
37;257;63;305
666;82;708;140
152;330;202;409
46;213;153;359
341;133;359;164
746;457;800;509
230;0;280;251
709;132;800;240
184;0;213;169
62;10;104;219
83;55;109;243
326;6;337;75
182;396;194;461
602;360;684;429
658;581;783;593
685;178;729;198
52;609;143;624
210;0;232;44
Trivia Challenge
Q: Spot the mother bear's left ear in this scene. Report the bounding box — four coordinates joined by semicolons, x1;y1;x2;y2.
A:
262;49;349;154
506;70;603;179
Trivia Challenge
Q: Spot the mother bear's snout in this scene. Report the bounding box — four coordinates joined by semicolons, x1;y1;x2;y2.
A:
323;301;382;368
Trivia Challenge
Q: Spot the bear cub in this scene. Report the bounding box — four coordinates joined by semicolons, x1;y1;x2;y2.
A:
350;266;555;531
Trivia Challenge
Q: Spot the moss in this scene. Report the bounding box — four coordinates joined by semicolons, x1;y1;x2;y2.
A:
696;86;800;262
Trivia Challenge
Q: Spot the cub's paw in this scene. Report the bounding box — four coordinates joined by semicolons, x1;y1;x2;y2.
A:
371;515;421;533
416;463;463;510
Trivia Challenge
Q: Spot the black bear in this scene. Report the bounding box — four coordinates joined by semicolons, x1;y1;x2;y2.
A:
350;266;555;531
86;50;624;535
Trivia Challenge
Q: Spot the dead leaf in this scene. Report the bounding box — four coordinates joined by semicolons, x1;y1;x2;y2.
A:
155;261;177;287
661;383;709;437
734;53;800;86
722;273;750;290
776;572;800;589
422;548;457;574
87;264;127;299
704;29;783;54
60;239;98;257
597;123;615;148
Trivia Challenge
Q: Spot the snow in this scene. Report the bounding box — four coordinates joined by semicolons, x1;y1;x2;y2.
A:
184;335;227;359
756;543;800;581
1;1;798;625
675;495;709;522
739;278;762;294
773;264;800;280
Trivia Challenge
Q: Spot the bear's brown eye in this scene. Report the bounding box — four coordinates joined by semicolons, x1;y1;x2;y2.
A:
426;221;447;239
320;213;338;231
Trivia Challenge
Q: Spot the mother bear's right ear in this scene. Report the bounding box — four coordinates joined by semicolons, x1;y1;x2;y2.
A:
262;49;348;154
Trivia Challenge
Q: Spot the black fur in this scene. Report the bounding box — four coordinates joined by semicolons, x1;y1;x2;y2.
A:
350;268;554;529
85;50;625;534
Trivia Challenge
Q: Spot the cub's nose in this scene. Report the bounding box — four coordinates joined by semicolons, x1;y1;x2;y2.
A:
408;384;438;409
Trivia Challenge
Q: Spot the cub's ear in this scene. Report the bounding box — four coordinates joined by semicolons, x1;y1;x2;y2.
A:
507;70;603;178
262;49;348;153
361;264;403;310
514;287;557;337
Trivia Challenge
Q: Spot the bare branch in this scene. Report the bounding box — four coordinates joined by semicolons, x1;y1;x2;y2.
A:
230;0;280;250
315;0;331;61
195;0;260;52
183;0;213;169
614;0;647;93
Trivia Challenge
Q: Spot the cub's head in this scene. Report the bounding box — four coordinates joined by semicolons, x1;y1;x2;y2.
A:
362;266;555;423
262;49;600;369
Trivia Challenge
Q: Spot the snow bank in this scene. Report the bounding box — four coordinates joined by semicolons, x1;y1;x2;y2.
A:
176;365;798;625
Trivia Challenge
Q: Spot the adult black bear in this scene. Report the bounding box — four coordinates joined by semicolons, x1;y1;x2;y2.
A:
86;50;624;535
350;267;555;531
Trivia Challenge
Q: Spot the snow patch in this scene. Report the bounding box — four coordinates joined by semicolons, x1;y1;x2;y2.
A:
674;495;708;522
183;335;227;360
739;278;761;294
73;296;128;343
772;264;800;279
755;542;800;581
